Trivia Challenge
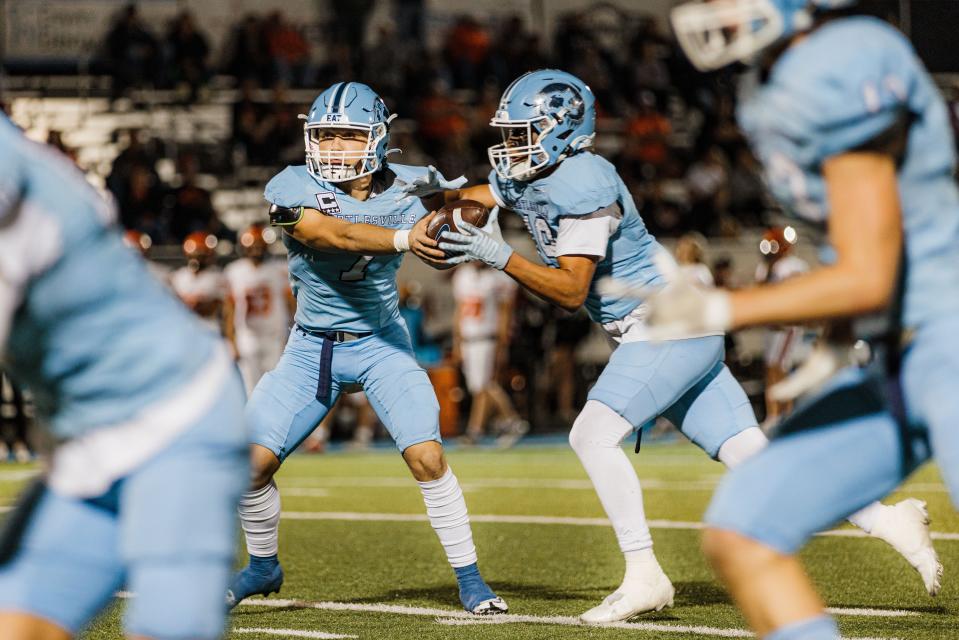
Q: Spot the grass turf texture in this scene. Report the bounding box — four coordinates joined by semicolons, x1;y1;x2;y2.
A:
2;441;958;639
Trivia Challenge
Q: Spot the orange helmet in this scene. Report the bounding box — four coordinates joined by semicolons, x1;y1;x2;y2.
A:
239;223;269;258
759;226;797;258
183;231;218;262
123;229;152;255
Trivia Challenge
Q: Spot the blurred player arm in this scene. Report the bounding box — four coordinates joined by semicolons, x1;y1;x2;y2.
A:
272;205;444;259
727;151;902;328
222;293;238;359
503;254;598;313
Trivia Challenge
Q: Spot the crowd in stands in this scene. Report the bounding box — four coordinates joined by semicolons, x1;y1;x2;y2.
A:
95;2;772;244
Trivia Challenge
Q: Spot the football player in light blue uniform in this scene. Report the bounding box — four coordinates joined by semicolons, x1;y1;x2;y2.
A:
622;1;959;637
227;82;507;616
410;69;766;622
419;68;932;623
0;115;248;639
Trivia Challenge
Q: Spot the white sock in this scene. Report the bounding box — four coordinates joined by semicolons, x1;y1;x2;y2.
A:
847;501;884;534
418;467;478;568
239;479;281;557
622;548;667;586
569;400;653;553
717;426;768;468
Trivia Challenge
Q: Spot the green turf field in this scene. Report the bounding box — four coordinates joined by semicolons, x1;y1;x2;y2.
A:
3;441;958;639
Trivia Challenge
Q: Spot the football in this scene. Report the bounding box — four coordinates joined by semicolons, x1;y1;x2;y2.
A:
426;199;491;241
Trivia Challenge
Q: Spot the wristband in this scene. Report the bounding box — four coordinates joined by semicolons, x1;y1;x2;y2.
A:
393;229;411;252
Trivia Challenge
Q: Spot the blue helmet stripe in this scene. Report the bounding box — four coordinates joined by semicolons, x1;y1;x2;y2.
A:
328;82;347;114
339;82;353;114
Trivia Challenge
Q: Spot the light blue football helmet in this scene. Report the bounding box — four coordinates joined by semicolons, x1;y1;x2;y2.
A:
671;0;857;71
302;82;396;182
488;69;596;181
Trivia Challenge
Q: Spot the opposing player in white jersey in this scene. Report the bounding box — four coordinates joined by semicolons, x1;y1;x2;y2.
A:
754;227;812;422
171;231;236;349
122;229;172;285
225;224;294;391
451;259;526;446
415;68;938;622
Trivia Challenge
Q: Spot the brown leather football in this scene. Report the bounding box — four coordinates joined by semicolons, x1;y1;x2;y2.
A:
426;200;491;241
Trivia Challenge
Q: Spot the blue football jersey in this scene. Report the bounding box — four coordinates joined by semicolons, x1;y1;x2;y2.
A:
0;116;215;439
264;163;434;332
489;152;664;324
738;16;959;327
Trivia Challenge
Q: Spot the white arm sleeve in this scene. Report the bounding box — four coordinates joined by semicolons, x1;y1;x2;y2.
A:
555;203;622;259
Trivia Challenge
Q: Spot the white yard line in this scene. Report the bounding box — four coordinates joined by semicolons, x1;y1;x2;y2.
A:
280;476;721;491
238;597;907;638
234;628;356;639
238;597;753;638
281;510;959;541
825;608;918;618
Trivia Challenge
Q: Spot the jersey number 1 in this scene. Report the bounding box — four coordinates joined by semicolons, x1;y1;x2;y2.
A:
340;255;374;282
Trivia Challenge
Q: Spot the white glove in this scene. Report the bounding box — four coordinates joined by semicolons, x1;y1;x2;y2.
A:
437;209;513;270
768;339;869;402
598;252;732;339
395;165;467;201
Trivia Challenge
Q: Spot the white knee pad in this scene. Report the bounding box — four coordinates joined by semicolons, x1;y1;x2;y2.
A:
569;400;635;453
717;426;768;469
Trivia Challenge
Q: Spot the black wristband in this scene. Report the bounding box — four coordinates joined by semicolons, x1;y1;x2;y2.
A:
269;204;304;226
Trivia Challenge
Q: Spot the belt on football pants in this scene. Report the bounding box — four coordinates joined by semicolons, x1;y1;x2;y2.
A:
294;324;373;402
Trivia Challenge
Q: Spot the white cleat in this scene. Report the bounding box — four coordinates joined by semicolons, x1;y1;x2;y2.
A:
580;572;675;623
871;499;943;596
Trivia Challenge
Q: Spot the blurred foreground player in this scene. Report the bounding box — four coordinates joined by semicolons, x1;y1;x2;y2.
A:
626;0;958;636
419;68;936;622
0;115;248;639
225;224;294;391
227;82;507;615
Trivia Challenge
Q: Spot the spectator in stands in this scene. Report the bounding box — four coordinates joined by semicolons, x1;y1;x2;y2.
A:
630;40;671;99
166;11;211;103
165;152;222;242
263;11;312;87
487;15;530;87
329;0;375;72
416;79;469;158
685;145;730;234
395;0;426;43
224;14;270;85
363;24;405;106
104;4;160;101
728;145;767;226
119;164;167;239
46;130;78;164
569;41;618;115
443;16;490;90
617;91;672;181
675;232;714;286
